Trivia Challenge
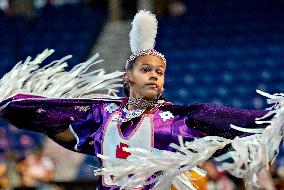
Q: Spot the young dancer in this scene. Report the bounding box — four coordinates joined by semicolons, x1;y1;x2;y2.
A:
0;10;283;190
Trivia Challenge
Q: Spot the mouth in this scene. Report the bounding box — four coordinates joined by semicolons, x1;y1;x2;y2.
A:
145;83;158;88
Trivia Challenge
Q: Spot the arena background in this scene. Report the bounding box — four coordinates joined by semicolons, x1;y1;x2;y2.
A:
0;0;283;189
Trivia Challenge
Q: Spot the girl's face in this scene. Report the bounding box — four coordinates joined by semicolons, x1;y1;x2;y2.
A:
125;55;165;100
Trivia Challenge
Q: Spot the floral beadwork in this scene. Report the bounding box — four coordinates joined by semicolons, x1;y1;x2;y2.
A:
104;103;119;113
159;111;174;121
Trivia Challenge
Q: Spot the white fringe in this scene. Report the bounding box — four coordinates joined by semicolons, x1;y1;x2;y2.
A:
95;136;232;190
94;90;284;190
0;49;124;101
215;90;284;187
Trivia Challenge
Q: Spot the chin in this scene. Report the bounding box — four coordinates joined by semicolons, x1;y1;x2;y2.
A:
143;93;159;100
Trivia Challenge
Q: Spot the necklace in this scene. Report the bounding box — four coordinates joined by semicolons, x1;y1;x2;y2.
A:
127;97;158;109
114;98;164;122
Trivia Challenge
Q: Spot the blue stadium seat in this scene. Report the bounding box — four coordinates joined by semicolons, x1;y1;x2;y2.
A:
157;0;284;110
0;2;107;162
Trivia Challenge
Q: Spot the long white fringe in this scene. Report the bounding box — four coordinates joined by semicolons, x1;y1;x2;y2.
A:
215;90;284;188
94;90;284;190
95;136;232;190
0;49;124;101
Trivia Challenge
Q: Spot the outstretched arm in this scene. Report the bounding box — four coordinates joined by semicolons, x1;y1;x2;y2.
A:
161;103;269;142
185;103;269;139
0;94;105;154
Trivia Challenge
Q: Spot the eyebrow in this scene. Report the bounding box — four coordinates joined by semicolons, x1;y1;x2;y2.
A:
141;63;165;69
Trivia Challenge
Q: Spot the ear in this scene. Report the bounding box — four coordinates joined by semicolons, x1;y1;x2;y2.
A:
123;71;133;83
123;72;131;82
123;72;128;80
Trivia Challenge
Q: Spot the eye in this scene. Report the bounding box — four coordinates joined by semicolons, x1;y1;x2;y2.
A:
157;70;164;75
141;67;149;73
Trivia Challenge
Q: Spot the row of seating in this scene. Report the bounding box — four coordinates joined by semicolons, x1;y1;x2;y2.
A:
0;3;107;167
157;0;284;110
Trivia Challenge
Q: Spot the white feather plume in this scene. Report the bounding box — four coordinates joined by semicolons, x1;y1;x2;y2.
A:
0;49;124;101
129;10;158;53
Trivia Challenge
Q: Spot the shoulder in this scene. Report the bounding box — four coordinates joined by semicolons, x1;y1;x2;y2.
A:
96;97;127;115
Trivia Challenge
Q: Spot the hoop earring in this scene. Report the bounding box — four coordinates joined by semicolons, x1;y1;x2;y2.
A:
157;87;165;99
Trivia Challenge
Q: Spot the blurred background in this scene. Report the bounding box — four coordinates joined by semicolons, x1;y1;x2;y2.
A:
0;0;284;189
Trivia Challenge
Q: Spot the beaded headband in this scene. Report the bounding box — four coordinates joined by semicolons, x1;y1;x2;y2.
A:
125;49;166;70
125;10;166;70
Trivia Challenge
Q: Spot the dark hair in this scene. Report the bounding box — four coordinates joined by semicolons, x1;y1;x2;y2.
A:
123;82;131;97
123;60;135;97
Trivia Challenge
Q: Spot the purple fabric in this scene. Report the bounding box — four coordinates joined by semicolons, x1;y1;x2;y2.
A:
0;94;269;190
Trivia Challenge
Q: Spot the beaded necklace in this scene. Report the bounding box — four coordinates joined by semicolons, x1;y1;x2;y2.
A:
115;97;164;122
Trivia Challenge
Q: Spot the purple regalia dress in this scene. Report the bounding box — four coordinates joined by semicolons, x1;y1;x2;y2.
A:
0;93;268;189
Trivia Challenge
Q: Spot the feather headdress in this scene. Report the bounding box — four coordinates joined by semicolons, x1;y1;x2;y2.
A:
125;10;166;70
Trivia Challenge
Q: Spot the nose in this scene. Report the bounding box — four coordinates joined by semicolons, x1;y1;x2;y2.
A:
149;71;158;81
